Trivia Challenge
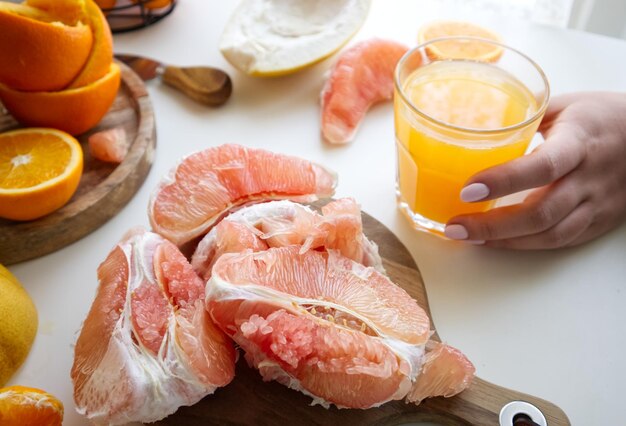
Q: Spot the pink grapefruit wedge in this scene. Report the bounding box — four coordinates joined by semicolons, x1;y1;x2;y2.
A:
149;144;337;247
321;38;409;144
71;229;236;424
206;246;474;408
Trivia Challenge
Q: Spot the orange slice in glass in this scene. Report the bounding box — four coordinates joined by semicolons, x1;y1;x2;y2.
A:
418;20;503;62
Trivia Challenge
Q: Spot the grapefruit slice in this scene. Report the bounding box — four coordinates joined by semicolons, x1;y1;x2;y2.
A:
71;229;235;424
88;127;128;163
220;0;371;77
407;341;475;404
191;198;383;280
320;38;409;144
149;144;337;247
207;246;474;408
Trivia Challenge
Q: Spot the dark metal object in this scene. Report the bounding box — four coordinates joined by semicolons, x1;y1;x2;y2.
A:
100;0;177;33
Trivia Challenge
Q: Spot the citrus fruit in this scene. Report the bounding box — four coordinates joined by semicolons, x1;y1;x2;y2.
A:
67;0;114;88
88;127;128;163
418;20;503;62
220;0;371;76
321;38;409;144
0;128;83;221
191;198;383;280
0;266;37;386
149;144;337;247
406;341;476;403
25;0;87;24
132;0;171;9
0;63;121;135
207;246;474;408
0;386;63;426
71;229;236;424
0;2;93;92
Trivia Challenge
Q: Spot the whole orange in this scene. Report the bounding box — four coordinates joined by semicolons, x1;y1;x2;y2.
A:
0;63;121;135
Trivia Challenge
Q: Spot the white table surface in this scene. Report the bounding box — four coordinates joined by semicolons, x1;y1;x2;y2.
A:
7;1;626;425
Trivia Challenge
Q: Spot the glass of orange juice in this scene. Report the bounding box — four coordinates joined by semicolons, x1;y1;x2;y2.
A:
394;36;549;237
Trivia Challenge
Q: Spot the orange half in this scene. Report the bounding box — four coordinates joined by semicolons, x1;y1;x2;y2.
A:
68;0;114;88
0;3;93;91
0;63;121;135
24;0;87;24
0;128;83;221
418;20;503;62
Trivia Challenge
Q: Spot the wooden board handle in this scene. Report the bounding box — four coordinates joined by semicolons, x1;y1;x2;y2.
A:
401;377;571;426
162;65;232;106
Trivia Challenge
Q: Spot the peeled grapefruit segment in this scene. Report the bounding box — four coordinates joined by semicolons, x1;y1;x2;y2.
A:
88;127;128;163
191;198;383;280
207;246;472;408
149;144;337;247
320;38;409;144
406;341;476;404
71;229;235;425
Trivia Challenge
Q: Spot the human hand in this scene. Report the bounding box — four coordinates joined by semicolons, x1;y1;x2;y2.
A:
444;92;626;249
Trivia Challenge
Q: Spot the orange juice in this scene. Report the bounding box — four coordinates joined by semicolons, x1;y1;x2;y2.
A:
395;59;541;231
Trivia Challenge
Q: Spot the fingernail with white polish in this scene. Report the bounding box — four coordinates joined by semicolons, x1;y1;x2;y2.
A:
461;183;490;202
444;224;468;240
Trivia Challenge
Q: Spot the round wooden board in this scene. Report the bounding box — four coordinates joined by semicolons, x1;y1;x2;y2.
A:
0;61;155;265
155;208;570;426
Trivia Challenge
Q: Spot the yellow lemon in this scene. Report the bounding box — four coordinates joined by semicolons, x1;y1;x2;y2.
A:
0;265;38;386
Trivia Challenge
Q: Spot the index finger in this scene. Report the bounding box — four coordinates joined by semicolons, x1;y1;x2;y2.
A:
460;122;585;203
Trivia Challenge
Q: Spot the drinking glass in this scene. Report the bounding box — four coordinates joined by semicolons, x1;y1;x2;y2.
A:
394;36;549;237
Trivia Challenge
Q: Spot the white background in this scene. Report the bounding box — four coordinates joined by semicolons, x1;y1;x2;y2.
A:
7;1;626;425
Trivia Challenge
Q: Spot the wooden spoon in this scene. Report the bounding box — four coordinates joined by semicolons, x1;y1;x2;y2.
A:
115;54;232;106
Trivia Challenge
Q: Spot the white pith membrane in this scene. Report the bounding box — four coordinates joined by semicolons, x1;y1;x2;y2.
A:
220;0;372;75
191;199;384;280
206;247;431;409
73;231;229;425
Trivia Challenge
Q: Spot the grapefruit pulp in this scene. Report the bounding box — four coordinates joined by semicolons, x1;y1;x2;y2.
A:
321;38;409;144
191;198;383;280
71;229;236;425
206;246;474;408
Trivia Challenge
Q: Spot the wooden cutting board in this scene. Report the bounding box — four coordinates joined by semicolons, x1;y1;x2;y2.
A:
155;210;570;426
0;61;155;265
